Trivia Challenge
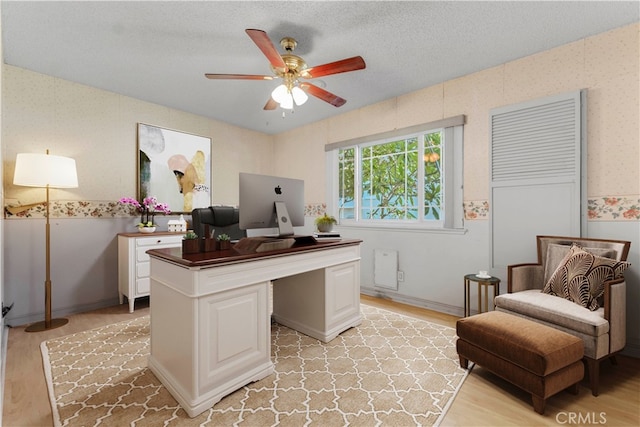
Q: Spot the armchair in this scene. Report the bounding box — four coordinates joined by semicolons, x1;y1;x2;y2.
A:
494;235;631;396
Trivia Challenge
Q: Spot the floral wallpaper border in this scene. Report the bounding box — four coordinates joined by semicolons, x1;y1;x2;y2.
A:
462;196;640;221
3;198;639;221
4;201;329;220
587;196;640;221
463;200;490;220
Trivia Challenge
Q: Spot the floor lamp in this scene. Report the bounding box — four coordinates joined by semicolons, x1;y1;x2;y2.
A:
13;150;78;332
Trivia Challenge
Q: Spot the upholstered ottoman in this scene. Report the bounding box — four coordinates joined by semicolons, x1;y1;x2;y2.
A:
456;311;584;414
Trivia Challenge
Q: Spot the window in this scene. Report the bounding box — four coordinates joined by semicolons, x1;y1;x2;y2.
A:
326;116;465;230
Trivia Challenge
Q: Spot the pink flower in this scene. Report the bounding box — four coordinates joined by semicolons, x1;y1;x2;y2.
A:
119;197;142;211
120;196;171;215
623;209;640;219
154;202;171;215
604;198;619;206
120;196;171;226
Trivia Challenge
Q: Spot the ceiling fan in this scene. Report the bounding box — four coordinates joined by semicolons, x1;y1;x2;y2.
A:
205;29;366;110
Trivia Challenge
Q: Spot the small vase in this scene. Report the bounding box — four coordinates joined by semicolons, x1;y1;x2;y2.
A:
317;223;333;232
139;226;156;234
218;240;231;250
182;239;200;254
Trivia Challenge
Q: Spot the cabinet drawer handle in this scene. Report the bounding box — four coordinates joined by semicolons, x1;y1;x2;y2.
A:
157;240;162;244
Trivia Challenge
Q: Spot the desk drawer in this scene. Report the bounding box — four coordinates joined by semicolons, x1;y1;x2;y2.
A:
136;235;182;247
137;261;150;278
136;236;182;262
136;278;150;294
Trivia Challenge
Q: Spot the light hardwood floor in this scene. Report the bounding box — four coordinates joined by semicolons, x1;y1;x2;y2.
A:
362;295;640;427
2;295;639;426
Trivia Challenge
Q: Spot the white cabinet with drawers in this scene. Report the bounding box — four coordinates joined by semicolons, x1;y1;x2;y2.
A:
118;232;183;312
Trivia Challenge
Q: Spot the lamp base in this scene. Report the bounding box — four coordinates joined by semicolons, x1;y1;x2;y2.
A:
25;318;69;332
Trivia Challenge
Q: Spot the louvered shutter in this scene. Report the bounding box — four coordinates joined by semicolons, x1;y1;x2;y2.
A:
489;91;586;273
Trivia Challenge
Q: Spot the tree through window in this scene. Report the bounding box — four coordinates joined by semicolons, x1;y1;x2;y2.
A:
338;130;444;224
329;116;464;230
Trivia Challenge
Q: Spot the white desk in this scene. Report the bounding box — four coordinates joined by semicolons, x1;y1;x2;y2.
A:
146;239;362;418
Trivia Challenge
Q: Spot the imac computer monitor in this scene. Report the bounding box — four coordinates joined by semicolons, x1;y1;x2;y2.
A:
239;172;304;236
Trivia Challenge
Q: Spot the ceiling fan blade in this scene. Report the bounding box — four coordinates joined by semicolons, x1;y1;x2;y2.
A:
300;83;346;107
245;29;287;72
301;56;366;79
205;73;274;80
263;97;278;110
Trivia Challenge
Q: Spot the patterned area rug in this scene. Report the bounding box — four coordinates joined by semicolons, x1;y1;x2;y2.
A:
41;304;468;426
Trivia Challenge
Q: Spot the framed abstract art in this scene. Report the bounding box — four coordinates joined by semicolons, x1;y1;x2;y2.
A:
137;123;212;213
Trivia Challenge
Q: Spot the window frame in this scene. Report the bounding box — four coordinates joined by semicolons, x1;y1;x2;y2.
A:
325;115;465;231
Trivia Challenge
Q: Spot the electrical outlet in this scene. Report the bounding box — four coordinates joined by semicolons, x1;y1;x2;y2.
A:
397;271;404;282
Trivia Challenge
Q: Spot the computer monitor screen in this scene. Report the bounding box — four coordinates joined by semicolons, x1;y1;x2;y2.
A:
239;172;304;236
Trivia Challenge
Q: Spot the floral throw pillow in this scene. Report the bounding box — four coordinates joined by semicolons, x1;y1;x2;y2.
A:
542;244;630;310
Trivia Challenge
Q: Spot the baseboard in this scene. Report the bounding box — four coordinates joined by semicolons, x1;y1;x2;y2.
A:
621;342;640;359
4;298;120;328
360;286;464;317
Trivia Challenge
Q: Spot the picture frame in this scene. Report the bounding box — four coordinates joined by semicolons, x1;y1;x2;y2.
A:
137;123;212;213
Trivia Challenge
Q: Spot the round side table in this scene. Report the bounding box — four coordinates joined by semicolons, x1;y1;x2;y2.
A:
464;274;501;317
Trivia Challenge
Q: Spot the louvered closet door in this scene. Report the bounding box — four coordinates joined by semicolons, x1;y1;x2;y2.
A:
489;90;586;272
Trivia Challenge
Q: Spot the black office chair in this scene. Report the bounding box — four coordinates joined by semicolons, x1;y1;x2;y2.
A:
191;206;246;243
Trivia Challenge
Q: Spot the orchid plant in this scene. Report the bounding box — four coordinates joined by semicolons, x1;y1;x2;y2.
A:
119;196;171;227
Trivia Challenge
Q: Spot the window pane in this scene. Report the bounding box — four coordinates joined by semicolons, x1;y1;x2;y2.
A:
423;131;442;220
360;138;418;220
338;148;355;219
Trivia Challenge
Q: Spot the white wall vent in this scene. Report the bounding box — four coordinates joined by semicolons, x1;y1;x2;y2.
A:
489;90;586;272
374;249;398;290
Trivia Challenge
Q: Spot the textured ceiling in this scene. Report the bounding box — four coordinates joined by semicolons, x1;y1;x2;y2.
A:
2;1;638;135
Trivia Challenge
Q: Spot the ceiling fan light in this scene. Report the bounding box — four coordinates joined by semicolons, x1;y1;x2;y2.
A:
280;93;294;109
292;86;308;106
271;84;288;103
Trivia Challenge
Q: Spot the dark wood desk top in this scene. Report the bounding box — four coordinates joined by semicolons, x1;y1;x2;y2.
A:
147;238;362;268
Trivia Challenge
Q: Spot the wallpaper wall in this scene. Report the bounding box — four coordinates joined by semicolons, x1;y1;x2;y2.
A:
1;65;276;211
271;23;639;221
3;23;639;221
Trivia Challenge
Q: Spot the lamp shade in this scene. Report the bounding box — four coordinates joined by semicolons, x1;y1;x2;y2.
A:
14;152;78;188
291;86;308;106
271;84;288;104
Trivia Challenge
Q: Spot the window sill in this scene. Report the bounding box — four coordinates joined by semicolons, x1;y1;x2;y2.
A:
336;223;468;235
